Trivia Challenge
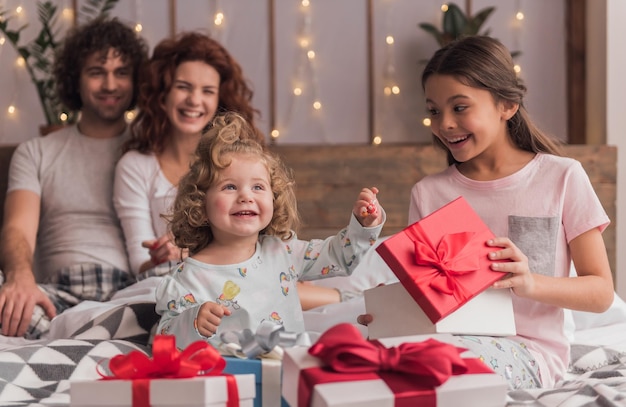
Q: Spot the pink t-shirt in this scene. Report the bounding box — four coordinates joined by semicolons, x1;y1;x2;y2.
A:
408;153;609;387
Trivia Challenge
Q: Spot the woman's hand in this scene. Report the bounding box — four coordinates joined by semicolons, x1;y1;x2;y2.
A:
142;234;184;266
489;237;535;298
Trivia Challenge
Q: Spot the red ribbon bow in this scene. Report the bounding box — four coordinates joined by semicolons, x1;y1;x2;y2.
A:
100;335;239;407
298;324;491;407
411;231;481;301
309;324;469;386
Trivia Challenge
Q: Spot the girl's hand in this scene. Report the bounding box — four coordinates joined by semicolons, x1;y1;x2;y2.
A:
196;301;231;337
489;237;535;297
354;187;382;227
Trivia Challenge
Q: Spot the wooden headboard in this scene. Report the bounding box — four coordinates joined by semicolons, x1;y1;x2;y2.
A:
270;143;617;280
0;143;617;279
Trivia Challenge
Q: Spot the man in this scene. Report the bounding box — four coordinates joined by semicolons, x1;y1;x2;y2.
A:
0;17;148;338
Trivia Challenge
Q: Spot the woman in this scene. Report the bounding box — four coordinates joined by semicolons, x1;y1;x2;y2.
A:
113;31;262;275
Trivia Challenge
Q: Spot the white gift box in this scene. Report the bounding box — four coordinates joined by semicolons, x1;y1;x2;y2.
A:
364;282;516;339
70;374;255;407
282;334;507;407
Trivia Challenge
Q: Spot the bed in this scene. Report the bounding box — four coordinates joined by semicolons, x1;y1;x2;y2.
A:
2;253;626;407
0;142;623;406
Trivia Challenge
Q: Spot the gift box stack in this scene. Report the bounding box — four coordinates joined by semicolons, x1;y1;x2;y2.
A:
282;323;508;407
364;196;516;339
70;336;255;407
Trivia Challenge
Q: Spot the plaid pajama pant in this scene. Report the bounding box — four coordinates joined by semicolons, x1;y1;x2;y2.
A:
0;261;176;339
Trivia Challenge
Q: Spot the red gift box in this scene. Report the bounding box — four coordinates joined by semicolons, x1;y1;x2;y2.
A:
282;324;506;407
375;196;505;323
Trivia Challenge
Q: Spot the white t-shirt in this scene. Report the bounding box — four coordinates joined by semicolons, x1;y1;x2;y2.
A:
408;153;610;387
113;150;177;274
7;125;130;281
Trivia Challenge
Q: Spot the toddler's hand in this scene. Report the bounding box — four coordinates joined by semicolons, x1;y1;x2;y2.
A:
196;301;231;337
354;187;382;227
488;237;535;297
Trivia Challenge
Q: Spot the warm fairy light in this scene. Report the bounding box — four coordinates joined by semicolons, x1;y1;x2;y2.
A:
125;110;136;121
62;8;73;19
15;6;23;14
214;12;224;26
134;23;143;32
386;36;394;45
391;86;400;95
299;38;309;48
271;129;280;139
516;12;524;21
307;50;316;60
0;37;5;45
372;135;382;145
441;4;449;12
293;87;302;96
16;57;25;67
514;64;521;74
59;112;68;122
423;118;432;127
301;0;310;7
313;101;322;110
383;86;392;96
7;105;15;115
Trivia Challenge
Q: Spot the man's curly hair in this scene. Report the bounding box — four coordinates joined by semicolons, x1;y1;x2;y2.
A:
53;17;148;111
167;112;300;255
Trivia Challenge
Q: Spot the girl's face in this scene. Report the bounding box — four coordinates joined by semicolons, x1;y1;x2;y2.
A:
204;153;274;242
164;60;220;138
424;74;516;164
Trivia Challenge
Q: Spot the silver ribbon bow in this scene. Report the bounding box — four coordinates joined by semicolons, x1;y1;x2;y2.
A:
219;320;312;359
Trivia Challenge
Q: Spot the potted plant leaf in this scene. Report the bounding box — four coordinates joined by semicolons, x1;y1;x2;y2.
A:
418;2;520;57
0;0;119;134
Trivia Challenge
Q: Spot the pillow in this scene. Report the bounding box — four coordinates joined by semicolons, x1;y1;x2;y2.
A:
572;292;626;331
569;342;626;373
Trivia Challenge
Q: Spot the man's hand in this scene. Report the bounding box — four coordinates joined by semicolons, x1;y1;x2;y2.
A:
0;275;56;337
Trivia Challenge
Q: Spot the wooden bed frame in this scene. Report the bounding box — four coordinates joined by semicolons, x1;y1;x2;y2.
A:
270;143;617;280
0;143;617;279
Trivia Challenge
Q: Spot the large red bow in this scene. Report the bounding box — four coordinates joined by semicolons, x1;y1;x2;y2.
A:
100;335;238;407
412;231;480;301
308;324;469;387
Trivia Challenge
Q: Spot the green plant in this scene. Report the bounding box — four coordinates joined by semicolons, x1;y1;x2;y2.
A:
419;3;495;47
0;0;119;127
418;3;520;57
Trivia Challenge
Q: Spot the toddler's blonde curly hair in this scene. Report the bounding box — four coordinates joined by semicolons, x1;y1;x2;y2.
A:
166;112;299;255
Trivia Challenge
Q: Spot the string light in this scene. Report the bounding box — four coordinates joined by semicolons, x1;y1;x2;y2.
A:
209;0;226;41
62;7;73;20
7;105;15;115
134;1;142;33
422;118;431;127
376;1;401;144
277;0;326;142
125;110;136;121
513;0;523;74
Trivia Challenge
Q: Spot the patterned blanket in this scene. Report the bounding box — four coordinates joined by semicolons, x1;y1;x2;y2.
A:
0;302;160;407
